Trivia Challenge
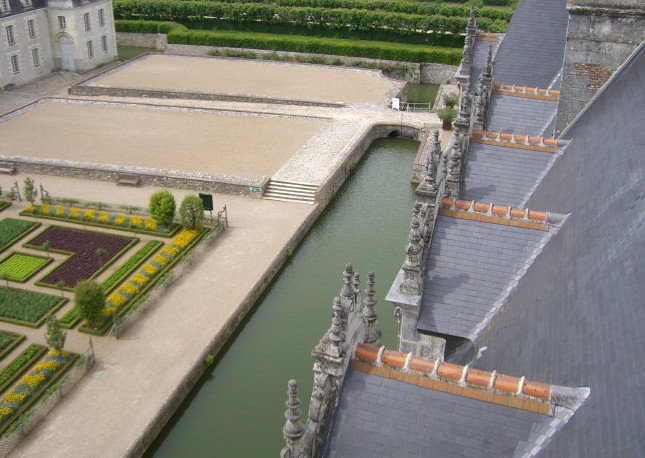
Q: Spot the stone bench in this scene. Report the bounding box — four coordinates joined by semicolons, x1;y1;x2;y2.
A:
117;173;140;187
0;162;16;175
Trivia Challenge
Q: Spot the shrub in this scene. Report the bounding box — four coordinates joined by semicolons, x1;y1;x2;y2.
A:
148;190;176;226
74;281;105;325
179;196;205;230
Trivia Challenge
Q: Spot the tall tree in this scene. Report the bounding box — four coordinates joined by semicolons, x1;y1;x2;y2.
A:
45;315;67;352
179;195;205;230
149;190;176;227
74;280;105;325
23;177;37;204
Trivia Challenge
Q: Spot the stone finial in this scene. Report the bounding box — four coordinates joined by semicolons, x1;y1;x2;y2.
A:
280;379;305;458
352;272;361;311
329;309;344;347
467;5;477;36
483;45;494;79
400;208;423;295
362;272;381;345
340;263;354;301
453;92;472;134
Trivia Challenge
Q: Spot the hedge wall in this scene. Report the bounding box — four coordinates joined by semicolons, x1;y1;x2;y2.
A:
112;1;509;34
115;20;462;64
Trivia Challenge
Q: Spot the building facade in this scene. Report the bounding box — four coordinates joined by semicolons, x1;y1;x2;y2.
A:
1;0;116;89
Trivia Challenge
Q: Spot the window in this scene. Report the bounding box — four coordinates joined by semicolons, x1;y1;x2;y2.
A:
6;25;15;46
83;13;90;31
22;0;32;7
31;47;40;67
98;8;105;27
101;35;107;53
11;55;19;74
27;19;36;39
87;40;94;59
0;0;9;13
58;16;66;29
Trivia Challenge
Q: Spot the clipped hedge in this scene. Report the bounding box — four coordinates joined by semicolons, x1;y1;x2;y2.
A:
168;29;462;64
112;1;509;34
0;345;46;394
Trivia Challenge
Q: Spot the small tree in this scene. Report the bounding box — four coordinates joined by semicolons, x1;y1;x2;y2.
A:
23;177;37;204
74;280;105;325
149;190;176;227
1;273;9;287
42;240;51;258
179;195;205;230
96;247;106;267
45;315;66;352
56;280;66;297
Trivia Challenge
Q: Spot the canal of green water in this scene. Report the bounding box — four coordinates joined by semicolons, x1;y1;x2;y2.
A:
146;137;419;457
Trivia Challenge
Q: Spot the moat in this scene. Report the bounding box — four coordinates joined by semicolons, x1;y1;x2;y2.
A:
148;137;419;456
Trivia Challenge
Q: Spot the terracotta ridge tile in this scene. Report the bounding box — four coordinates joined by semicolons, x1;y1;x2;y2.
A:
471;130;558;152
492;82;560;100
353;346;555;411
440;198;549;224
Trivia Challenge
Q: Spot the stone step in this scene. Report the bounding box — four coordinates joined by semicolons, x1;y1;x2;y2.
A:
263;180;317;204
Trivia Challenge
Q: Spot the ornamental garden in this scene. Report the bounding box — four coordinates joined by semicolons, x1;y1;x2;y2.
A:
0;185;221;436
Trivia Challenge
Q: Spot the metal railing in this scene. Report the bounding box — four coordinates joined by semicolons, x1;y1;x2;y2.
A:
387;100;433;112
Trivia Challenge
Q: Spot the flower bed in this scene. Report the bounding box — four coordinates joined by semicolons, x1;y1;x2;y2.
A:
0;252;52;283
0;345;46;393
21;204;179;237
26;226;137;289
60;240;162;328
0;331;23;360
83;229;204;333
0;218;39;253
0;201;10;212
0;349;77;434
0;287;66;328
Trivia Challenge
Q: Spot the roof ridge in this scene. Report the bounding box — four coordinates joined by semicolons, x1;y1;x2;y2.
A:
493;82;560;100
439;197;561;230
354;344;588;417
354;344;554;414
471;130;558;153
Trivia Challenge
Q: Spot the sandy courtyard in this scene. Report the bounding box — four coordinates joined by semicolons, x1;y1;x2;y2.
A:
0;100;326;178
90;54;394;104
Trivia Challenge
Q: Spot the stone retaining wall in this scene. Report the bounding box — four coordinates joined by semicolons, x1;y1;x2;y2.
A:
69;85;345;108
0;156;267;198
115;33;458;83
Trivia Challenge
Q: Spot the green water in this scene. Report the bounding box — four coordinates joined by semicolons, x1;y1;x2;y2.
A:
406;83;440;107
117;46;157;61
147;137;419;457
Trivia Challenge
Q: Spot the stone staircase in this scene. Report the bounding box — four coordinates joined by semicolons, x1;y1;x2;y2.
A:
263;179;317;204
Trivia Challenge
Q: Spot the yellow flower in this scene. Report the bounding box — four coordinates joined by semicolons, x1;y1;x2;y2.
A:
120;283;139;296
130;215;143;227
3;392;25;404
101;306;117;317
115;213;126;226
108;291;127;307
55;205;65;216
153;254;169;266
33;361;60;371
40;204;51;214
69;208;80;218
25;205;35;213
98;211;110;222
144;217;158;231
163;245;179;257
131;273;148;286
83;209;95;220
0;407;13;418
173;230;199;248
143;264;158;275
22;374;45;389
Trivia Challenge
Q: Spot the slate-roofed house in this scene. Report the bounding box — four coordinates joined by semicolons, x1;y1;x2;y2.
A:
0;0;117;89
280;0;643;456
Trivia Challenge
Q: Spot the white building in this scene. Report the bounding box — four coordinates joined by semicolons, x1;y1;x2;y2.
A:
1;0;117;89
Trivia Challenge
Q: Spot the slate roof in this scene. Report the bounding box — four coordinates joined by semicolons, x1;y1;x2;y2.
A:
474;42;645;458
461;141;558;207
493;0;568;89
469;36;502;93
324;346;588;458
486;94;557;137
417;211;558;340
